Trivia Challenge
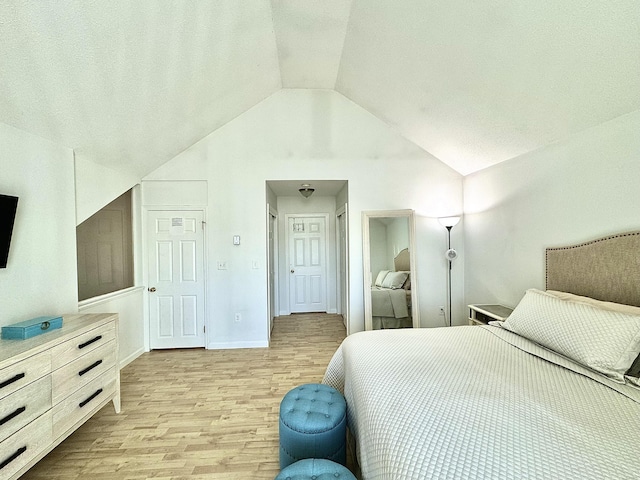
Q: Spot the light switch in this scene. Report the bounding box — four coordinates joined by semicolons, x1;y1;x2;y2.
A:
233;235;240;245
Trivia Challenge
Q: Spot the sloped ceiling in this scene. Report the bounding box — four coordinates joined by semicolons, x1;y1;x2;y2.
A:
1;1;638;177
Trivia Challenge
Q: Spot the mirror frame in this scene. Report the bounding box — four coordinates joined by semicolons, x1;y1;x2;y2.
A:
362;209;419;330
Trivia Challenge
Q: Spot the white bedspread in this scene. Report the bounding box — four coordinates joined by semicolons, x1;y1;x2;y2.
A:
323;325;640;480
370;287;408;318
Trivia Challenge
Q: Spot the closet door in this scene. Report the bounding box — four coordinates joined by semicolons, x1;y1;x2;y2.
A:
147;210;205;349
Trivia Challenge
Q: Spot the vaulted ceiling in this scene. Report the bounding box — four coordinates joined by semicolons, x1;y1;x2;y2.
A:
1;1;638;176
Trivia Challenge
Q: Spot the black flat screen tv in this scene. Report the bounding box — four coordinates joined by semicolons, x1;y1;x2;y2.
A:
0;194;19;268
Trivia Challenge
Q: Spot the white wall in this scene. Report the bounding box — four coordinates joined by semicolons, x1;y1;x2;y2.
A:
463;110;640;310
75;155;140;224
79;287;145;368
369;218;389;278
0;122;78;325
145;89;464;345
386;217;410;261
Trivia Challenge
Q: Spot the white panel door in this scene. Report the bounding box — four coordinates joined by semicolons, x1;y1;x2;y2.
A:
288;216;327;313
338;211;348;327
148;210;205;349
268;212;277;337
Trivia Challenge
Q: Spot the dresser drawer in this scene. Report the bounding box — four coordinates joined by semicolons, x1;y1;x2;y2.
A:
52;340;116;404
52;374;115;438
50;322;115;370
0;351;50;401
0;376;51;444
0;410;52;479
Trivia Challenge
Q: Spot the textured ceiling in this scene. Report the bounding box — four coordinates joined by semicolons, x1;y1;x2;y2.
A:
1;1;638;177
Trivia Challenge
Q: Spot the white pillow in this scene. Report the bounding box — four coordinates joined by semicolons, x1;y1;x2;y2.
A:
501;289;640;382
380;271;409;289
546;290;640;378
374;270;389;287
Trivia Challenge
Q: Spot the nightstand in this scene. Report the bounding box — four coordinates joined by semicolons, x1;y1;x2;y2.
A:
468;304;513;326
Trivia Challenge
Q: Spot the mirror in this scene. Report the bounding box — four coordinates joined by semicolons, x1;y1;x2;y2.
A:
363;210;419;330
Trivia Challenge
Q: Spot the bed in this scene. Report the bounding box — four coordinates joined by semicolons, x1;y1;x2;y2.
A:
370;248;412;329
324;231;640;479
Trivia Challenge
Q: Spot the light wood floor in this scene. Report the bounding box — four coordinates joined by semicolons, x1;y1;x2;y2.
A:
22;313;346;480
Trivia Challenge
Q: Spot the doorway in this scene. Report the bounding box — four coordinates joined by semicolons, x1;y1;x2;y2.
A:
287;215;328;313
337;206;349;329
267;207;278;340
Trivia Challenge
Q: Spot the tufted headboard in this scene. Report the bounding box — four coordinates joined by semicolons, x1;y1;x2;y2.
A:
546;231;640;307
394;248;411;272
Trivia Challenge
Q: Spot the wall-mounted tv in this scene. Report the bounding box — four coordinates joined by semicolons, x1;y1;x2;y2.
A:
0;194;19;268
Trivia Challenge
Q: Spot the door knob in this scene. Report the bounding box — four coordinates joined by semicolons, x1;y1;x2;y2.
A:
148;287;156;292
290;269;295;274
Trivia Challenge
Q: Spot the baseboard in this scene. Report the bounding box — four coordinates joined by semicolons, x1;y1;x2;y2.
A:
119;347;145;369
207;340;268;350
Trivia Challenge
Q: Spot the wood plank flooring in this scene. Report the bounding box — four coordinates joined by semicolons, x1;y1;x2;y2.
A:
22;313;346;480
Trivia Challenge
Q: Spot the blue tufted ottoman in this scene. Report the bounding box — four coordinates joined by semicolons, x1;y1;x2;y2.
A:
279;383;347;469
275;458;356;480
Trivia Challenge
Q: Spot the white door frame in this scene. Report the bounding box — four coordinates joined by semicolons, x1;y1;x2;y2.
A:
142;207;208;350
266;204;279;343
284;213;330;315
336;204;349;332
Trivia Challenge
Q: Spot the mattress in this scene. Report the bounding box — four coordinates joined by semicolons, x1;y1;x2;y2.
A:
323;325;640;480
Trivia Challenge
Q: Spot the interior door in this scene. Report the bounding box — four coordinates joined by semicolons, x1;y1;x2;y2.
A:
338;211;348;327
268;211;277;337
147;210;205;349
288;216;327;313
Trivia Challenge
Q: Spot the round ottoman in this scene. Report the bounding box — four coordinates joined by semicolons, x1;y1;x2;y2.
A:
279;383;347;469
275;458;356;480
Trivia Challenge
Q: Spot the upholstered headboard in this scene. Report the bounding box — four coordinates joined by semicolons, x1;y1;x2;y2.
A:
546;231;640;307
394;248;411;272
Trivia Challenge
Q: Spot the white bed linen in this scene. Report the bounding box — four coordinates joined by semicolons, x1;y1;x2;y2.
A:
370;287;408;319
323;325;640;480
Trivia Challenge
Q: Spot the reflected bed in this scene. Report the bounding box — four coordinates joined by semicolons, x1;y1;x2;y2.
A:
370;248;412;329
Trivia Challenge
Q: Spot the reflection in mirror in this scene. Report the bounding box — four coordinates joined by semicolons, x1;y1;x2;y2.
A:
363;210;419;330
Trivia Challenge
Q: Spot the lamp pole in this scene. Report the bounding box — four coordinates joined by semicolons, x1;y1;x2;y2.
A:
438;216;460;328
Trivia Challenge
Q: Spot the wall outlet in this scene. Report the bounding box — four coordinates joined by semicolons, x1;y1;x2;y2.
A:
439;306;445;316
234;313;241;323
217;261;227;270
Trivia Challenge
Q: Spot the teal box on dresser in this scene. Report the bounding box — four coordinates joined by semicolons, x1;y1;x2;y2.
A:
1;316;63;340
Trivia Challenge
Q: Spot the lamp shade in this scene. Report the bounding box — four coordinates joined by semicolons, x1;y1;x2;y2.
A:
438;216;461;228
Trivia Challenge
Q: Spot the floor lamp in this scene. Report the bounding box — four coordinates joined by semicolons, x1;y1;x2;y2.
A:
438;216;460;326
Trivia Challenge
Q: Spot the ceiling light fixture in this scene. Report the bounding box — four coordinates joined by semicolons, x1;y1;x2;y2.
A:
299;184;315;198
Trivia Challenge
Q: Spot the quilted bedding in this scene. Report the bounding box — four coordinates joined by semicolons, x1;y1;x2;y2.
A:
370;287;409;319
323;325;640;480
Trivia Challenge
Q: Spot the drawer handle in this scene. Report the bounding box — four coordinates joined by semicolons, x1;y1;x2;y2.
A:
0;406;26;426
78;360;103;377
0;446;27;471
79;388;103;408
78;335;102;350
0;372;25;390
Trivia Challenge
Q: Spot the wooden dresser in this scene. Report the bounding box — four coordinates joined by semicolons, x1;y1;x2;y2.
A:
0;313;120;479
